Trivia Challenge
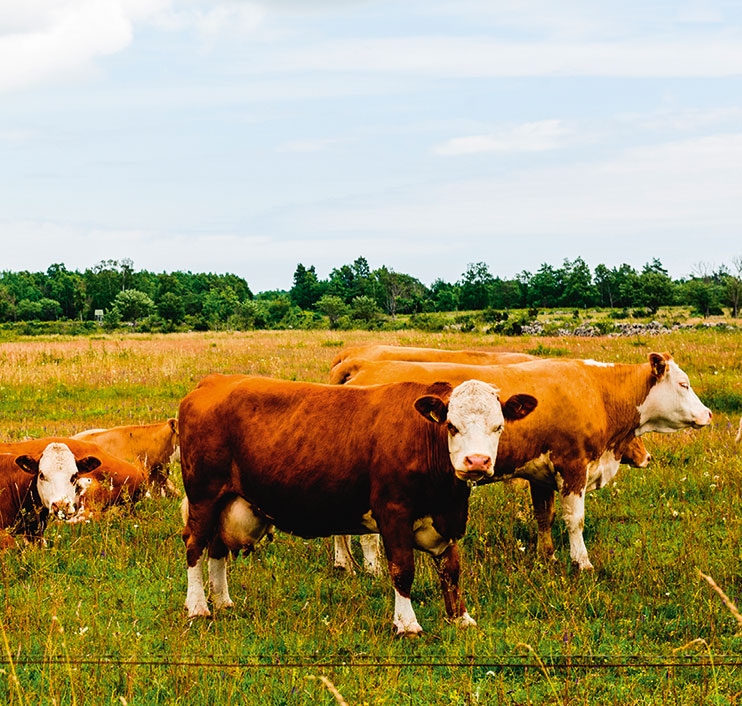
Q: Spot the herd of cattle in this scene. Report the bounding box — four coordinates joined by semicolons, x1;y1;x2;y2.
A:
1;343;730;636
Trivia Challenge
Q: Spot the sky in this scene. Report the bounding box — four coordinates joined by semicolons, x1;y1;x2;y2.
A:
1;0;741;293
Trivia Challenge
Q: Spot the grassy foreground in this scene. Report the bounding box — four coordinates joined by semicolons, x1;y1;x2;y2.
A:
0;329;741;705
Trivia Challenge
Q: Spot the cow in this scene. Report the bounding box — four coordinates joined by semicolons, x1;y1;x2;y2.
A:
0;437;147;518
330;344;535;382
179;374;537;635
330;346;651;574
73;419;180;498
329;353;711;571
0;442;98;546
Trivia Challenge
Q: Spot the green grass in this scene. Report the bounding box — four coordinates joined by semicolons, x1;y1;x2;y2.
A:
0;330;741;704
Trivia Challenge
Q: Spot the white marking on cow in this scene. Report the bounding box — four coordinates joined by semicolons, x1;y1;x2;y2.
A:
636;360;712;434
515;452;560;488
445;380;504;481
35;443;86;519
585;449;622;491
208;557;234;609
583;359;615;367
561;489;592;571
393;590;423;636
185;553;211;617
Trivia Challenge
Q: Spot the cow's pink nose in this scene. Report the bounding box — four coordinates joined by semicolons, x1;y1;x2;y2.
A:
464;454;492;472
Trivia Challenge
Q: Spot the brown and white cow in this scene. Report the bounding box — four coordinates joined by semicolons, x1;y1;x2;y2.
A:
0;442;98;546
179;374;537;635
331;346;650;574
73;419;180;497
330;344;535;381
0;437;147;517
330;353;710;571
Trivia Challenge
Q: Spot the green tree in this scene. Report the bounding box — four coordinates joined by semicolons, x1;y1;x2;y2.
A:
44;263;85;319
351;295;382;324
560;257;597;308
430;279;459;312
202;286;240;327
157;291;186;325
458;262;494;310
289;264;323;309
636;260;675;314
315;294;349;329
112;289;156;325
725;256;742;317
527;264;562;308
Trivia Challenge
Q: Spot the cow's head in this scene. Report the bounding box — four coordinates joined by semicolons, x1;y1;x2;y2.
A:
636;353;712;434
15;442;101;520
415;379;537;482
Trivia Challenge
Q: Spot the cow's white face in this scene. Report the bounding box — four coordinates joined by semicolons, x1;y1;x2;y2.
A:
16;443;100;520
415;380;537;483
637;355;712;434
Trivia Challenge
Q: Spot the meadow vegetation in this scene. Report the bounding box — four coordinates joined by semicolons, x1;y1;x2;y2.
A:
0;328;740;704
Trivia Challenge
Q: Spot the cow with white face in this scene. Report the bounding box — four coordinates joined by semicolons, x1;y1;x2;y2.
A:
179;374;537;635
0;442;99;544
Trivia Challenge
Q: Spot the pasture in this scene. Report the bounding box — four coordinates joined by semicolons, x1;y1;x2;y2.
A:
0;328;741;704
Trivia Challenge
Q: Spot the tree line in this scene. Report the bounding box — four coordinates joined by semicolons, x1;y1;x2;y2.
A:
0;255;740;333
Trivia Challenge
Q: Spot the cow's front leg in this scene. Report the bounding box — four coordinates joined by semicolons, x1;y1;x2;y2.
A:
381;529;421;635
185;551;210;617
561;488;593;571
529;482;556;561
432;542;475;628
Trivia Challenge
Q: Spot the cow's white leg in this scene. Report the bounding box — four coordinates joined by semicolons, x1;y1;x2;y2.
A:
208;556;234;610
561;491;593;571
333;535;355;573
393;590;423;636
360;535;383;576
185;552;211;617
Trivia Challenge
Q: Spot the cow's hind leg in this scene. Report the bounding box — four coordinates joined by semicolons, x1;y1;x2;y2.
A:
333;535;355;573
360;534;383;576
529;482;557;561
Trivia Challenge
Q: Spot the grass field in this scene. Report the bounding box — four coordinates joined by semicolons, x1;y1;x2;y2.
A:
0;329;741;704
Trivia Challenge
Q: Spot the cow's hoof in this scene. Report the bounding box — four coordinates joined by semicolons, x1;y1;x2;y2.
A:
452;612;477;629
573;559;595;572
212;597;234;610
394;621;423;637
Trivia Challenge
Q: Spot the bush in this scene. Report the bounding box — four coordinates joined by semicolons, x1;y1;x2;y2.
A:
409;312;448;332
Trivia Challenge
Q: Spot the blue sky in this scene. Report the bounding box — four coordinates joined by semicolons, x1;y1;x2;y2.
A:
1;1;741;293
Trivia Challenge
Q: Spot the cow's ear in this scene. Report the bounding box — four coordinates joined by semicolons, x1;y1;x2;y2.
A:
169;418;178;433
502;394;538;421
414;395;449;425
76;456;102;473
15;455;39;475
649;352;669;378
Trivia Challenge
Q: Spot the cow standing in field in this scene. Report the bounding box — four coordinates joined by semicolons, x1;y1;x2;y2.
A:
329;353;711;571
73;419;180;497
330;345;651;575
179;374;537;635
0;442;98;547
0;437;147;517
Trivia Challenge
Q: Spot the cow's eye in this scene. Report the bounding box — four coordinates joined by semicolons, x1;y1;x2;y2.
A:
447;422;459;436
493;424;504;434
38;472;45;482
679;381;689;390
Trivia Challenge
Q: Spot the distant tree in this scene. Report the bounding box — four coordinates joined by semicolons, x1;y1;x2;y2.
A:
560;257;597;308
44;263;85;319
430;278;459;312
112;289;156;325
157;291;186;325
351;295;382;323
458;262;495;310
202;286;240;327
315;294;349;328
289;264;322;309
725;256;742;317
528;263;562;308
636;260;675;314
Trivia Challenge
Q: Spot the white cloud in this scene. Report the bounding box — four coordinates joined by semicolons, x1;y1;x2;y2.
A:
435;120;570;156
259;35;742;78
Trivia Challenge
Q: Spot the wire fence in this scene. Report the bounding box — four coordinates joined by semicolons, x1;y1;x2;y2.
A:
2;655;742;671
